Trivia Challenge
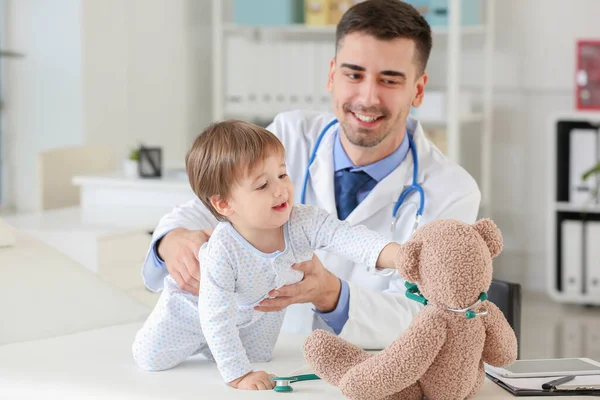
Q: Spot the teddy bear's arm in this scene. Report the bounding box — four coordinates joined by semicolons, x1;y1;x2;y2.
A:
338;309;447;400
482;302;518;367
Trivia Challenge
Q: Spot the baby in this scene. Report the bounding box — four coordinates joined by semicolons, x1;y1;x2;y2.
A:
132;120;400;390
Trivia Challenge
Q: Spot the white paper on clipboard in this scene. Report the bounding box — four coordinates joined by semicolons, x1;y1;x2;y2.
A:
486;369;600;391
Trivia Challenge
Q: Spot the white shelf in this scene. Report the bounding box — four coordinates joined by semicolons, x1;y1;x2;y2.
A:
547;113;600;307
555;201;600;214
222;23;487;37
213;0;496;217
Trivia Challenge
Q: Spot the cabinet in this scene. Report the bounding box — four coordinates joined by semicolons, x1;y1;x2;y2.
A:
547;112;600;305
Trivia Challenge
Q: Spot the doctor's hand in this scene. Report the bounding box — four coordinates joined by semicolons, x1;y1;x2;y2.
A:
229;371;276;390
157;228;213;295
254;254;342;313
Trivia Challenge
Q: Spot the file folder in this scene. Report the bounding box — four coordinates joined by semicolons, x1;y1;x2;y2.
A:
562;220;584;295
585;221;600;297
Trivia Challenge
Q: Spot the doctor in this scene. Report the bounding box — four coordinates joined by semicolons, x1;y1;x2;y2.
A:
141;0;480;350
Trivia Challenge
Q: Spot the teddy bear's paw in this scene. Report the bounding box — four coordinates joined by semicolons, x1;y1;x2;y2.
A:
303;330;371;386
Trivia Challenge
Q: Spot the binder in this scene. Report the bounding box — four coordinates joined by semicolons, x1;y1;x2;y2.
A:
585;221;600;297
225;35;250;117
316;42;332;111
561;220;584;295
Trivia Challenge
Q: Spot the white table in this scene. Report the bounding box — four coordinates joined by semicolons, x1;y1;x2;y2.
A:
0;226;591;399
1;322;590;400
72;170;195;230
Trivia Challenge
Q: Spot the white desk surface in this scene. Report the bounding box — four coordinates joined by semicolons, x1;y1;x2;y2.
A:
0;228;151;345
1;322;590;400
0;223;592;399
72;169;191;190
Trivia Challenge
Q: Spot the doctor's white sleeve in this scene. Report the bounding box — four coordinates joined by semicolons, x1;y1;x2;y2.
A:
198;250;252;383
300;205;392;268
338;191;481;350
141;198;220;292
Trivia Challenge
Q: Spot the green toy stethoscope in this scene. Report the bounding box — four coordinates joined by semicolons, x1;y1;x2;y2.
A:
300;118;425;277
270;373;320;392
267;287;488;394
405;282;489;319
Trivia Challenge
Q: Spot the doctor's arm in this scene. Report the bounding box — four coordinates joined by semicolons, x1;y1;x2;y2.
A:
142;198;219;293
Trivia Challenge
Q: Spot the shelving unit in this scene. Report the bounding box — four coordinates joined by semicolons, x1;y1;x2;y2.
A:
211;0;495;217
547;112;600;306
221;22;488;36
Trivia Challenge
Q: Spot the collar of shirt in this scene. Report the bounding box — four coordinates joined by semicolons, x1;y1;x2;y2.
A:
333;127;410;182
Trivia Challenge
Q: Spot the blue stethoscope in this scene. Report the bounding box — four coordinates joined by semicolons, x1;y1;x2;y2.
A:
300;119;425;276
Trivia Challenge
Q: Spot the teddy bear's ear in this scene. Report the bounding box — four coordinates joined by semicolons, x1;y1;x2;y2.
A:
473;218;503;258
395;240;422;282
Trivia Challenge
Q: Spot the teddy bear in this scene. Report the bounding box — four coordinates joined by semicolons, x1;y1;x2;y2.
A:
303;218;518;400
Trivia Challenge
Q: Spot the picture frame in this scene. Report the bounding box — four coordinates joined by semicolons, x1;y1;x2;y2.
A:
138;146;162;178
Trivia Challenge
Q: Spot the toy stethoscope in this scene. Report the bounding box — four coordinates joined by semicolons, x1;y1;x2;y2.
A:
405;282;489;319
270;373;320;392
300;118;425;277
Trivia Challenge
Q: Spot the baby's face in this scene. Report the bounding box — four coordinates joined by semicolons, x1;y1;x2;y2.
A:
227;153;295;231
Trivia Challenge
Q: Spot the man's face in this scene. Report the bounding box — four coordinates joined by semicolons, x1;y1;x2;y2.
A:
327;33;427;152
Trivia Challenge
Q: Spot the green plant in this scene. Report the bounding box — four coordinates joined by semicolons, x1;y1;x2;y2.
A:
582;161;600;182
582;161;600;202
128;148;140;161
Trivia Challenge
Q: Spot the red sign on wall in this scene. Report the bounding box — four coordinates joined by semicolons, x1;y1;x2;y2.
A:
576;40;600;111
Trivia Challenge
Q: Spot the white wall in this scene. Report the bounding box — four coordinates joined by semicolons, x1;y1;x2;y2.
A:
467;0;600;291
81;0;212;171
0;0;6;208
3;0;212;212
4;0;83;212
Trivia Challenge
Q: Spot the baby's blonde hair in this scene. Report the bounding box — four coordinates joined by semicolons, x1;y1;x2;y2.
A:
185;120;285;221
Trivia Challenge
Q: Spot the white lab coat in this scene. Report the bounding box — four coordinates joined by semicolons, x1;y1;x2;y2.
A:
141;110;481;350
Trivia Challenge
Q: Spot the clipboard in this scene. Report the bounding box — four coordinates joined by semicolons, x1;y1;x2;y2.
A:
486;373;600;397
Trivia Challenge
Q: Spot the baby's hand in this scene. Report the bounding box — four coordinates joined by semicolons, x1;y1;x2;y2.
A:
230;370;276;390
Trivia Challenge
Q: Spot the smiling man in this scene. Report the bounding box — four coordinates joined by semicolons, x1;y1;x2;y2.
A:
141;0;481;350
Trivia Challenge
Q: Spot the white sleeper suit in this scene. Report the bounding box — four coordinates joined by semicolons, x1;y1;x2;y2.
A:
132;204;391;383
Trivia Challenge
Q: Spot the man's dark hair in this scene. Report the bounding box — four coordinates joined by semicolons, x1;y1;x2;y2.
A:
335;0;433;74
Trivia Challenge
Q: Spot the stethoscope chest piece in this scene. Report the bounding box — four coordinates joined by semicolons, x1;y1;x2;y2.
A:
270;373;320;392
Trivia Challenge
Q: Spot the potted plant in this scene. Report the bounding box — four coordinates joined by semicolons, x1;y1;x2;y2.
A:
582;161;600;205
124;148;139;179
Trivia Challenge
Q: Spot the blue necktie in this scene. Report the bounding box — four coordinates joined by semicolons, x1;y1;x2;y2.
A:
337;169;372;220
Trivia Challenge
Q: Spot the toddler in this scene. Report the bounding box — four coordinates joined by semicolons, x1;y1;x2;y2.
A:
132;120;400;390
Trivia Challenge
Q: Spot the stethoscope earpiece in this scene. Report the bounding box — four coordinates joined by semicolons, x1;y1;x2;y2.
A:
404;281;428;305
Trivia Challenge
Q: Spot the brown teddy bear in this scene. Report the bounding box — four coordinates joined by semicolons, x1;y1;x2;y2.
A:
303;219;518;400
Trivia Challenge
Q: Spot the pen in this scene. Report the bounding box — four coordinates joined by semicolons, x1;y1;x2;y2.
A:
542;375;576;390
